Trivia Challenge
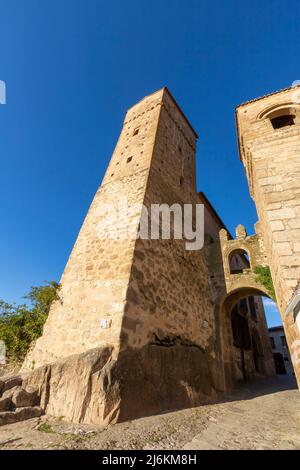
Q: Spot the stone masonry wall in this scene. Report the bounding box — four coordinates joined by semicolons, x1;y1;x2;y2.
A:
236;85;300;386
122;91;216;351
24;90;164;369
117;89;222;401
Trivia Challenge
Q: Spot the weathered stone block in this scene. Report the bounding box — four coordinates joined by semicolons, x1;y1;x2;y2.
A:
3;385;38;408
0;397;14;412
267;207;295;221
259;176;282;186
269;220;285;232
277;242;293;256
0;406;43;427
0;375;23;394
23;346;115;424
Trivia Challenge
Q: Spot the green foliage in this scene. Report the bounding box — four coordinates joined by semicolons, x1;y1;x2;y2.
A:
0;281;60;364
37;421;54;433
253;265;276;301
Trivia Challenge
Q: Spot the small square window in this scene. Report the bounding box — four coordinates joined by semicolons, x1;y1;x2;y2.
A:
133;128;139;136
127;156;133;163
271;115;295;129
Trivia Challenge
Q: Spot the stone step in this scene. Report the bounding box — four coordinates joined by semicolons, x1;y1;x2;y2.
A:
0;375;23;395
0;406;43;426
0;374;44;426
2;385;39;407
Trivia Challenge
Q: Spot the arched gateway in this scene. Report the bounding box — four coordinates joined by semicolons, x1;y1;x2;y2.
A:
209;223;276;391
219;287;275;391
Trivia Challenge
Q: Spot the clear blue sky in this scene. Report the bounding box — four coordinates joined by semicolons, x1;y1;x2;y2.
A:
1;0;298;327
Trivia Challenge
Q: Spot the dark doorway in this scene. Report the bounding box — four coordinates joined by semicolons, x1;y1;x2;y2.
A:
231;306;251;381
231;307;251;350
273;352;287;375
252;329;263;373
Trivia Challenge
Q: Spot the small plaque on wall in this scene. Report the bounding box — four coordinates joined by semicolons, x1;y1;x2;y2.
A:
100;318;112;329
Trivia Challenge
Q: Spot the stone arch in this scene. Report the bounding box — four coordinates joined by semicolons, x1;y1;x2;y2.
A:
228;247;251;274
225;277;271;299
219;225;269;297
257;103;300;130
257;102;300;120
219;286;275;392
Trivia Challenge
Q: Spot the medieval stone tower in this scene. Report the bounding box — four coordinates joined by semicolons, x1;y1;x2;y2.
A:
236;84;300;386
23;88;224;424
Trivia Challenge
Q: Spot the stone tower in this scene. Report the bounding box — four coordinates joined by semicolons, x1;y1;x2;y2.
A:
236;84;300;386
23;88;221;424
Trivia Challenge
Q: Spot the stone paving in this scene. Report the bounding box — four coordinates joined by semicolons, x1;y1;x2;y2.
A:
184;376;300;450
0;375;299;450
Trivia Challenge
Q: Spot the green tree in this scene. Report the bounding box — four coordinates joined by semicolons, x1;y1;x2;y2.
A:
0;281;60;364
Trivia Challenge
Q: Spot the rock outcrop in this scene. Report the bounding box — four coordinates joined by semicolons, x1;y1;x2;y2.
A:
0;374;43;426
21;341;218;425
23;346;116;425
0;407;42;426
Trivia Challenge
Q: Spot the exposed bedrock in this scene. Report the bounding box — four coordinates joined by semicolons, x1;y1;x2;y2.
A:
22;339;219;425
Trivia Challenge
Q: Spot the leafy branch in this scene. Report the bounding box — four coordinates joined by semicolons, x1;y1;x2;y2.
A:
0;281;60;364
253;265;276;301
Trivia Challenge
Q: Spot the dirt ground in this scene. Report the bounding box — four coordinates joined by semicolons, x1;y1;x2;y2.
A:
0;375;299;450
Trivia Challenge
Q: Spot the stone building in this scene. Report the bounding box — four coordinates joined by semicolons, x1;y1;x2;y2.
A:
236;84;300;387
15;86;299;425
269;325;294;376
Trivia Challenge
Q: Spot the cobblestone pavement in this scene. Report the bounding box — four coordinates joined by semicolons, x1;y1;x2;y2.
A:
0;376;299;450
184;376;300;450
